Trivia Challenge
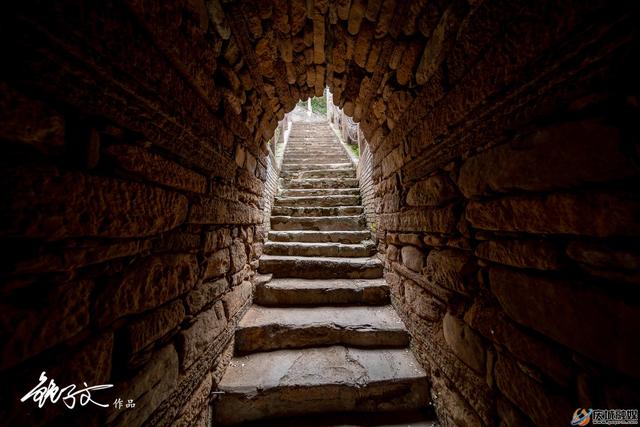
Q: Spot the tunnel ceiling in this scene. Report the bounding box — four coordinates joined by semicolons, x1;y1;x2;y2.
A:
4;0;629;183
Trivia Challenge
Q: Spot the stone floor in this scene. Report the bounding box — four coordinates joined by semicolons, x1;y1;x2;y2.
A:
214;121;435;425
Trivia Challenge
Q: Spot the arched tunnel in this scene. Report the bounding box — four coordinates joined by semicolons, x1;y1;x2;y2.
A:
1;1;639;426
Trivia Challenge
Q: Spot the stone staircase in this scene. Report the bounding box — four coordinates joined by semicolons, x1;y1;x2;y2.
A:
214;122;433;426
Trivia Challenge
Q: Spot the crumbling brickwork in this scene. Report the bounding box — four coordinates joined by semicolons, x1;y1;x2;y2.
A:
1;0;639;426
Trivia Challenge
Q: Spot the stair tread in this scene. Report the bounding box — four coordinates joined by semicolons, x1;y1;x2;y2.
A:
219;346;427;392
239;305;405;331
268;230;371;244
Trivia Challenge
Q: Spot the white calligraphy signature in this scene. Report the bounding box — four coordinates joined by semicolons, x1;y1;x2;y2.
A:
20;371;113;409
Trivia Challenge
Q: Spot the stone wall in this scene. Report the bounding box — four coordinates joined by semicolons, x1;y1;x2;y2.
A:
0;1;270;425
1;0;639;426
356;138;379;236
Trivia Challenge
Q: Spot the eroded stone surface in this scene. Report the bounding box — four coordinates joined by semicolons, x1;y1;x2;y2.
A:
216;346;429;425
236;305;409;353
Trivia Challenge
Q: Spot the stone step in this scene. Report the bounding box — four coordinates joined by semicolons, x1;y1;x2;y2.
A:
282;169;355;180
225;411;437;427
254;277;389;306
264;241;374;257
271;205;363;217
274;195;360;207
235;305;409;354
283;163;353;171
214;346;429;425
268;230;371;244
285;178;359;189
270;215;365;231
258;255;383;279
280;188;360;197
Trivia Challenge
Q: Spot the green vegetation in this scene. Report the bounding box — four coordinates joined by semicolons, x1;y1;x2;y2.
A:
346;142;360;158
310;96;327;116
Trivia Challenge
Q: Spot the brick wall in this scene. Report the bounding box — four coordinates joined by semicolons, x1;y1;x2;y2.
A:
355;140;379;238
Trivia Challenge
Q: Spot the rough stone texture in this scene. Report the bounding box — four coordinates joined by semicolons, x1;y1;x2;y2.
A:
105;145;207;193
255;278;389;306
95;254;198;326
475;239;563;270
1;169;189;240
205;248;230;279
490;267;640;379
1;1;638;426
125;300;186;354
401;245;426;272
259;255;384;279
107;345;179;427
442;313;485;375
235;305;409;353
495;353;573;427
466;192;640;237
406;175;459;207
178;301;227;370
185;278;228;314
216;346;429;425
458;119;638;198
0;279;92;370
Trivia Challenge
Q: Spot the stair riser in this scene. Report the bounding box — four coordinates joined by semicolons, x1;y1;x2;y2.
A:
214;380;430;425
268;231;371;243
264;243;373;257
280;188;359;196
255;285;389;306
271;206;363;217
235;326;409;354
270;216;365;231
258;259;383;279
285;179;359;189
282;170;356;179
274;196;360;207
282;163;353;171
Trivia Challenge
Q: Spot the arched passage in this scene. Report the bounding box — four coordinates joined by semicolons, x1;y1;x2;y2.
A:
0;0;639;426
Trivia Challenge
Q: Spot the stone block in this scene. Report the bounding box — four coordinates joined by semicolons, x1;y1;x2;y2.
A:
185;278;228;315
378;206;458;233
105;145;207;193
425;248;475;295
490;267;640;379
465;297;572;387
0;279;92;370
229;240;248;273
204;228;232;253
495;353;573;427
458;118;638;198
475;239;562;270
223;280;252;320
443;313;485;374
188;196;263;225
107;345;179;427
204;248;230;279
401;245;426;272
566;240;640;271
173;373;212;427
404;279;445;321
178;302;227;369
126;300;185;354
466;192;640;237
406;175;458;207
96;254;197;325
1;169;188;240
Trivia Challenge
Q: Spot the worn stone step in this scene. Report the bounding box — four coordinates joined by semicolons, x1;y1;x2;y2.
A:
274;195;360;207
280;188;360;197
258;255;383;279
285;178;359;189
229;411;437;427
270;215;365;231
255;278;389;306
264;241;374;257
271;205;363;217
214;346;429;425
283;163;353;171
282;169;356;179
268;230;371;244
235;305;409;354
